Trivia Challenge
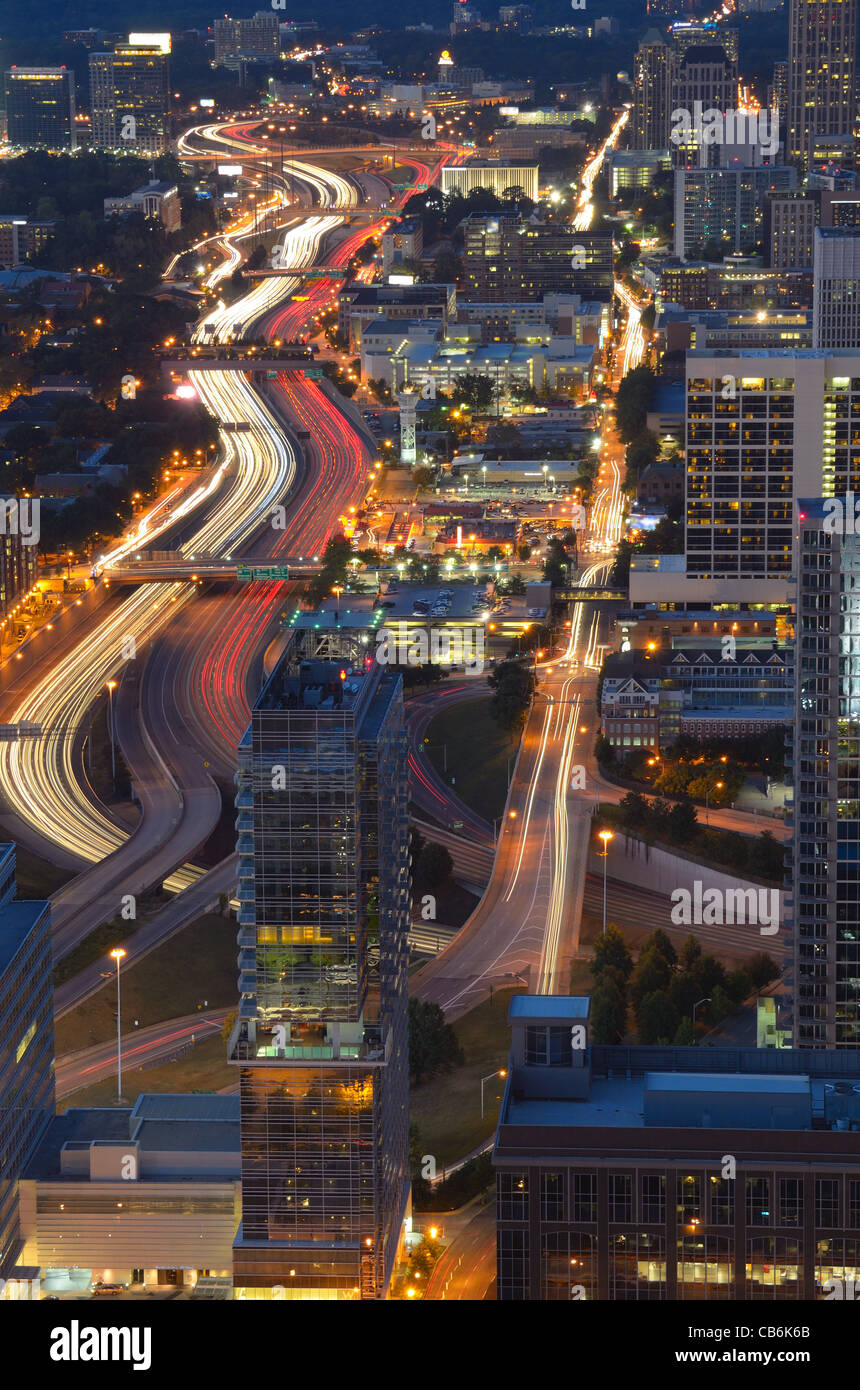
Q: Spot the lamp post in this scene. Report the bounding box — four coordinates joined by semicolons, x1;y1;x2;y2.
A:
106;680;117;790
692;997;711;1036
481;1069;507;1119
110;948;127;1102
705;780;723;827
598;828;613;934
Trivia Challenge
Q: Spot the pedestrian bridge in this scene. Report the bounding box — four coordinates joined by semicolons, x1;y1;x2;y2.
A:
98;554;322;584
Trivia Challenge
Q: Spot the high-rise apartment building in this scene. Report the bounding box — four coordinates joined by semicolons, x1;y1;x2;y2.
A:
674;166;796;259
0;846;54;1280
633;31;672;151
766;189;820;269
214;12;280;66
89;34;170;154
463;214;612;302
786;0;856;171
791;498;860;1047
3;68;76;150
228;647;411;1299
681;351;860;599
672;22;739;63
812;227;860;348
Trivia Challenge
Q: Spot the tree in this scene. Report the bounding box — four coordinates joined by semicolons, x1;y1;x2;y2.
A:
630;947;673;1011
415;841;454;891
672;1016;696;1046
590;976;627;1044
642;928;678;972
488;658;534;731
594;734;614;765
615;363;657;444
746;953;780;991
726;967;753;1004
454;372;495;413
592;923;633;987
667;798;698;844
637;990;680;1045
679;934;703;972
408;998;464;1084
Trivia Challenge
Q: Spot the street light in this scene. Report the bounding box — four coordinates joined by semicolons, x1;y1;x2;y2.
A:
110;947;127;1102
705;780;723;826
105;680;118;790
692;997;711;1036
481;1069;507;1118
598;828;613;935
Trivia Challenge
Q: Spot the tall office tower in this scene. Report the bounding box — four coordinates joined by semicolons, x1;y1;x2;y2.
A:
674;165;796;258
791;499;860;1047
672;22;740;63
3;68;76;150
229;647;411;1299
770;58;788;121
813;227;860;347
89;34;170;154
463;214;612;301
766;188;820;268
670;43;738;166
787;0;857;172
0;845;54;1280
633;31;672;151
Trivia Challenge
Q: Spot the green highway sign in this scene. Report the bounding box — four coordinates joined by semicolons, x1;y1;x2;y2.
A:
237;564;291;581
303;367;323;379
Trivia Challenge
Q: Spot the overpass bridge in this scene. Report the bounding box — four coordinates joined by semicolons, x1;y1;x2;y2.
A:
556;586;627;601
99;555;322;584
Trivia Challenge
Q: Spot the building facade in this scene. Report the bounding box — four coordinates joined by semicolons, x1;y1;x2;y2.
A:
3;68;76;150
673;167;796;260
229;648;411;1299
0;849;53;1282
812;228;860;349
633;31;672;151
786;0;857;171
495;1001;860;1300
89;35;170;154
790;498;860;1048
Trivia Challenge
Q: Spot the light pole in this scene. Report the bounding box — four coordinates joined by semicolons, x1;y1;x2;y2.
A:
705;780;723;826
692;997;711;1036
481;1068;507;1119
598;828;613;934
106;680;117;790
110;947;127;1102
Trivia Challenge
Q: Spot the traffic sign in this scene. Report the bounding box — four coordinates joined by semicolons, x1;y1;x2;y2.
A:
237;564;290;581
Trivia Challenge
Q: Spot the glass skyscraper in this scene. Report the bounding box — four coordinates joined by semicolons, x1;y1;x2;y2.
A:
790;498;860;1047
229;647;411;1298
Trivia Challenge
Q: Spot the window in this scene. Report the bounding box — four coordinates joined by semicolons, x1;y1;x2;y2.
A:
816;1177;840;1227
746;1237;801;1299
641;1174;665;1224
779;1178;802;1227
498;1229;529;1301
609;1173;632;1223
540;1172;564;1222
746;1177;771;1227
498;1172;528;1222
678;1174;702;1225
611;1232;666;1300
542;1231;595;1300
572;1172;597;1223
710;1175;734;1225
524;1025;573;1067
678;1234;733;1300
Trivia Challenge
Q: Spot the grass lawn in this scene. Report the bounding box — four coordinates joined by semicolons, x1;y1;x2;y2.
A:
54;913;238;1056
410;987;525;1166
15;845;74;899
425;695;518;823
57;1034;234;1111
